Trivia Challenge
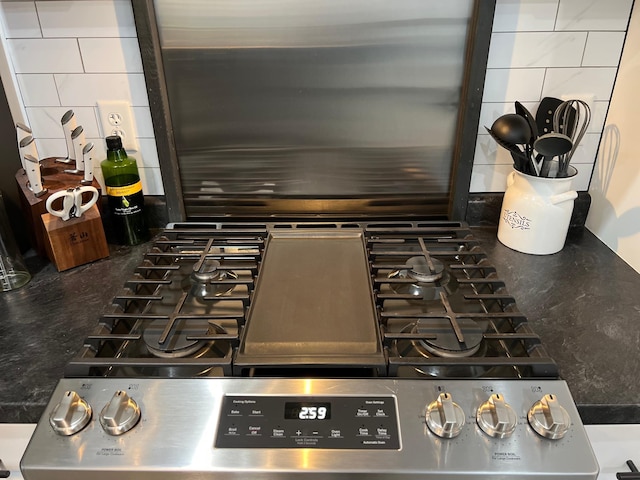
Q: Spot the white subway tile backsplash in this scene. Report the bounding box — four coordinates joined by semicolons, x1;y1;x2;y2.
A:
542;67;617;102
132;107;155;137
492;0;559;33
469;164;513;193
474;134;518;166
589;101;609;134
8;38;83;74
26;106;100;139
0;2;41;39
556;0;633;31
79;38;143;73
566;132;601;165
482;68;546;103
582;32;626;67
33;137;65;160
36;0;137;38
487;32;587;68
137;138;160;168
54;73;149;107
16;74;59;107
138;167;165;196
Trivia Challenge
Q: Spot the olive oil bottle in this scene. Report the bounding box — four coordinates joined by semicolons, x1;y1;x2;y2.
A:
101;136;148;245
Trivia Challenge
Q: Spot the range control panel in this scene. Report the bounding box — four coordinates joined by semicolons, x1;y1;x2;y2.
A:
216;395;400;449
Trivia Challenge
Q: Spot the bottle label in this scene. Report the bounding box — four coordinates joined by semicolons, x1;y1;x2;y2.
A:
106;181;143;197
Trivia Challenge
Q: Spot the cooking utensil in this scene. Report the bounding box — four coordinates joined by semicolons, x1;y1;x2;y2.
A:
64;125;86;174
533;133;573;177
45;185;99;221
22;153;47;197
81;142;95;185
515;101;538;145
57;110;77;164
491;114;531;146
484;126;529;173
554;99;591;177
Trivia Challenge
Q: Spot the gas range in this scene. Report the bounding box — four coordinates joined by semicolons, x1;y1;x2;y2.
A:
20;221;599;479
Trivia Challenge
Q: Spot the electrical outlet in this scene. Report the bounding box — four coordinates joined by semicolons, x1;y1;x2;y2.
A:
97;100;139;152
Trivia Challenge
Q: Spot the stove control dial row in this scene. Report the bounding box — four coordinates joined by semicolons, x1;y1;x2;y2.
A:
49;390;141;436
425;392;571;440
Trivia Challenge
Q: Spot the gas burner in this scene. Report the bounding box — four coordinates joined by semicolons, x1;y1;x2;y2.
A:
143;319;227;359
411;318;483;358
406;256;445;282
387;257;454;300
392;321;489;378
186;259;238;300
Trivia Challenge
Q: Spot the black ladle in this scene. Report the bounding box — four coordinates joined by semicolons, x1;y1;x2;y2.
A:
533;133;572;177
484;126;529;173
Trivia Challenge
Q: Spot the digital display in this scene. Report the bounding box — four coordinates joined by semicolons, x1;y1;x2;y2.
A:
284;402;331;420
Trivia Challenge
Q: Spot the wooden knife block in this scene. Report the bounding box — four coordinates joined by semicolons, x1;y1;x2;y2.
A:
41;204;109;271
15;157;102;256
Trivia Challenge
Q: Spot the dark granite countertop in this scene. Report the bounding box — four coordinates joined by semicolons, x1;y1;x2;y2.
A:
1;226;639;424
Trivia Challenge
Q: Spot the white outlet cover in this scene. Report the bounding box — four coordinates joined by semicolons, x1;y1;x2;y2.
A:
97;100;139;152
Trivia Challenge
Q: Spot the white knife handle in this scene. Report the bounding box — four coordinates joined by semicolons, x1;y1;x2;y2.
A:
82;143;95;184
71;126;86;171
16;124;32;171
61;110;77;162
23;154;46;196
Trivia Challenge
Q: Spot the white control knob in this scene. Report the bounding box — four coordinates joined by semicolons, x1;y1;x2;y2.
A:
49;391;92;436
528;394;571;439
426;392;465;438
99;390;141;436
476;393;517;438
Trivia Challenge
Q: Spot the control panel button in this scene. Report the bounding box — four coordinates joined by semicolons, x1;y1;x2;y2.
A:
99;390;141;436
476;393;517;438
528;394;571;440
425;392;465;439
49;391;92;436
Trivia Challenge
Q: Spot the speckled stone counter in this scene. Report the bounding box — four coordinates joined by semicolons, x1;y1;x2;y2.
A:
1;226;639;424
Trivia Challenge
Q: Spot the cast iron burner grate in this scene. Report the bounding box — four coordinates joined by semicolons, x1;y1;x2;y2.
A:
65;221;558;379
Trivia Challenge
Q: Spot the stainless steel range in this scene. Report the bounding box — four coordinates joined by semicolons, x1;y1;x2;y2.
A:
21;221;599;479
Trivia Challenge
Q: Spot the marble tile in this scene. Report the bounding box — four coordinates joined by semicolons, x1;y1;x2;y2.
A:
542;67;617;102
487;32;587;68
556;0;633;31
16;74;59;107
54;73;149;107
482;68;546;103
492;0;559;32
589;101;609;134
25;106;100;139
136;138;160;168
79;37;143;73
33;137;65;159
0;1;41;38
36;0;137;38
582;32;626;67
8;38;83;74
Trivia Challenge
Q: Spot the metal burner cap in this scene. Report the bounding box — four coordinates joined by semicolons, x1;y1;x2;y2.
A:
191;259;222;283
406;256;444;283
413;318;483;357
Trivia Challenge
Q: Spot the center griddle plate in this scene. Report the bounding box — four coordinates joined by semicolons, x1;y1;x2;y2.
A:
234;229;385;371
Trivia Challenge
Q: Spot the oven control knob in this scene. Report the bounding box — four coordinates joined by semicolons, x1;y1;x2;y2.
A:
49;391;92;436
476;393;517;438
426;392;465;438
528;394;571;440
99;390;141;436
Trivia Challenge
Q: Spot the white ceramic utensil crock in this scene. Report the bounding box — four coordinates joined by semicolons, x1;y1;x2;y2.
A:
497;166;577;255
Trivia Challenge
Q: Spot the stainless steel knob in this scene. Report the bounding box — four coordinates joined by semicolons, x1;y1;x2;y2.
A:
426;392;465;438
476;393;517;438
49;391;92;436
528;394;571;439
99;390;141;436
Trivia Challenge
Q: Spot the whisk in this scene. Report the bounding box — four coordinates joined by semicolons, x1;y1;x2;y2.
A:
553;99;591;177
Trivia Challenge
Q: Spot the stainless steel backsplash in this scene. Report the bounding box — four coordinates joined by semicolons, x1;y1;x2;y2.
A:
143;0;491;218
